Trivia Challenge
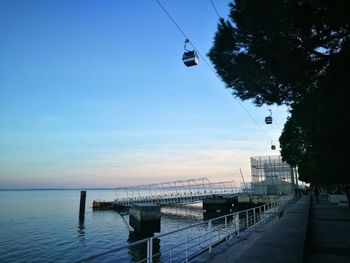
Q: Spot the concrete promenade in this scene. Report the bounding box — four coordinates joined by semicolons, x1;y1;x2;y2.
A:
304;193;350;263
204;193;350;263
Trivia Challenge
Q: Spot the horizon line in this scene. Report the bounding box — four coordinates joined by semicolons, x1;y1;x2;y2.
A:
0;188;117;191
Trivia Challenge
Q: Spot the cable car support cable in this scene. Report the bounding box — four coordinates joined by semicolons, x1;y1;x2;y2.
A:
154;0;278;145
209;0;221;19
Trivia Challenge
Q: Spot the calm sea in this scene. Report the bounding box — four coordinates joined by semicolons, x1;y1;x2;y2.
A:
0;190;205;263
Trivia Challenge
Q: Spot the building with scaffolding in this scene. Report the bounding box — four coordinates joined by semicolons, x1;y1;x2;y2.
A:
250;155;296;195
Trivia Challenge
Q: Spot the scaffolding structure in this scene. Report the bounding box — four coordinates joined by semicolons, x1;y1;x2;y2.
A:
250;155;295;195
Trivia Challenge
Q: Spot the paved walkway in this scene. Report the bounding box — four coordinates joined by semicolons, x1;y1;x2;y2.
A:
304;193;350;263
199;193;350;263
198;196;303;263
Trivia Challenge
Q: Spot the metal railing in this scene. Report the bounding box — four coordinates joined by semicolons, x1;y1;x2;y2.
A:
114;191;242;207
113;177;252;207
78;201;279;263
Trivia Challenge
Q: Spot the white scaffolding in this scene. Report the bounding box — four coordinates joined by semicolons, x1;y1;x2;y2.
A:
250;155;295;195
114;177;242;207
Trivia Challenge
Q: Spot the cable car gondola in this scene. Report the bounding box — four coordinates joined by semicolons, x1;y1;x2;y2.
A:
182;39;199;67
270;140;276;150
265;109;273;124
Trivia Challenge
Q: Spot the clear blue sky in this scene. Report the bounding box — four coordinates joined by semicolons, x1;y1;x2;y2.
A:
0;0;289;189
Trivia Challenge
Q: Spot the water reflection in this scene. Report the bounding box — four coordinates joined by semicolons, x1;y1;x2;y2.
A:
78;221;85;236
203;210;232;221
77;220;86;246
129;216;161;235
127;232;160;263
161;204;203;220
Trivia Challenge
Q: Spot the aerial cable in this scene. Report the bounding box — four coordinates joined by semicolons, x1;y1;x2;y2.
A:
154;0;277;144
209;0;221;19
155;0;213;70
155;0;188;40
273;117;283;132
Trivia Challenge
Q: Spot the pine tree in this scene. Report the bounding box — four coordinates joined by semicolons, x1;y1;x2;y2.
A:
209;0;350;184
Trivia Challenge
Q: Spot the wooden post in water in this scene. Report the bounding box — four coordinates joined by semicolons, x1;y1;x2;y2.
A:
79;191;86;221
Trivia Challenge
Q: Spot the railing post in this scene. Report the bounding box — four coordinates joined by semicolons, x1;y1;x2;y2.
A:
246;210;249;228
147;238;150;263
253;208;256;225
259;206;262;225
235;213;240;237
224;215;228;244
147;237;153;263
185;229;188;262
208;220;212;254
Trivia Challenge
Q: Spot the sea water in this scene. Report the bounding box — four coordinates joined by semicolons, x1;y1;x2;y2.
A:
0;190;206;262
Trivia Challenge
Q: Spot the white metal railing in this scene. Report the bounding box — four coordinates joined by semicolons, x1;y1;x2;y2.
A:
114;189;243;207
113;177;253;207
77;201;279;263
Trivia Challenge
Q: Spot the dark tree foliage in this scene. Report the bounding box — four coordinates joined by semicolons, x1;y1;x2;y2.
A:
291;49;350;184
279;115;307;168
209;0;350;106
209;0;350;184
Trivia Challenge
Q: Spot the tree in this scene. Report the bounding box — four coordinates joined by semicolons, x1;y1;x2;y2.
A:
279;115;307;168
208;0;350;184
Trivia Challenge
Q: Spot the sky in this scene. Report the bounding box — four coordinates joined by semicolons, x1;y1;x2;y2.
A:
0;0;289;189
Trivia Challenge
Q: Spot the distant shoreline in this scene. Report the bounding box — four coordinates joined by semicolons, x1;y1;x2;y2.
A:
0;188;116;191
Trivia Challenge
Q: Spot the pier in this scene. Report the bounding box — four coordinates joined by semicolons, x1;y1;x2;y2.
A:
87;181;350;262
129;204;161;235
85;193;350;263
79;199;281;262
93;177;252;235
93;177;255;210
112;177;243;208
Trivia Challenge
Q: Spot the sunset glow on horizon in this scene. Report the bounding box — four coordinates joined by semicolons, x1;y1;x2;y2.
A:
0;0;288;189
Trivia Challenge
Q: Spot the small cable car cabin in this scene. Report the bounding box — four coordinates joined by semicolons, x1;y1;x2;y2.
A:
182;39;199;67
183;50;199;67
265;116;272;124
265;109;273;124
271;145;276;150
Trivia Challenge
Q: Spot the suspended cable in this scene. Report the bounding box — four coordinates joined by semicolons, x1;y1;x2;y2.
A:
209;0;221;19
155;0;277;143
274;118;283;132
155;0;213;71
155;0;188;40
